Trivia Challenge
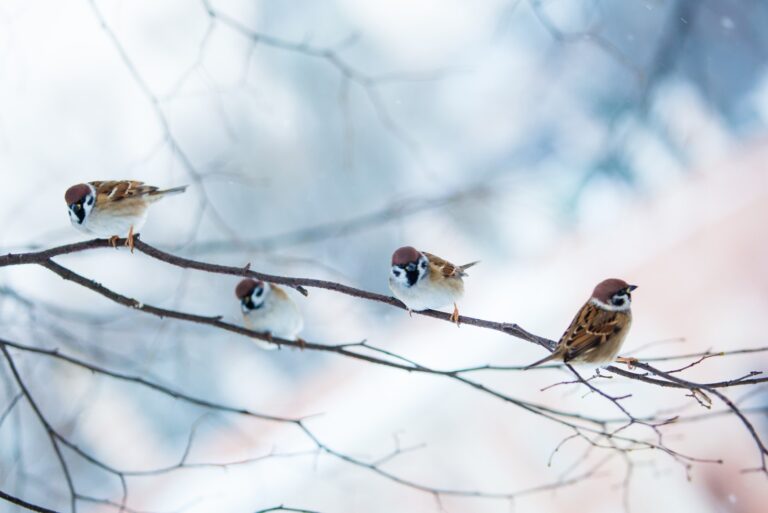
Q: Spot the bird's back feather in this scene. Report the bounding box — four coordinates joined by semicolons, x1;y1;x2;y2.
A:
525;301;632;369
91;180;187;204
422;252;478;279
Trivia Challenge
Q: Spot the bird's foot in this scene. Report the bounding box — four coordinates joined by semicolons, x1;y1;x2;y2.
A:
125;225;136;254
108;235;120;249
266;332;281;350
616;356;638;369
451;303;461;326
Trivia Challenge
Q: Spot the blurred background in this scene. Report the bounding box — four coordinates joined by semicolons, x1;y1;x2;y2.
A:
0;0;767;512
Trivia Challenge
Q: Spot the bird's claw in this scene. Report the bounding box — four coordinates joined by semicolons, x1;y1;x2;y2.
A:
616;356;638;369
125;225;135;254
451;303;461;326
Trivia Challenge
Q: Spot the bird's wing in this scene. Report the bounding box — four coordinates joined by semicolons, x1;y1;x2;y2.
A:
422;251;465;279
90;180;159;203
270;284;290;301
558;303;623;362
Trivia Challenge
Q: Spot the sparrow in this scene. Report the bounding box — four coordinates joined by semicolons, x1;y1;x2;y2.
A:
65;180;187;252
525;278;638;369
236;278;304;345
388;246;478;324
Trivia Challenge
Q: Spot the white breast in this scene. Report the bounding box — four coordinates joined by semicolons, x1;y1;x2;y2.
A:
243;293;303;344
388;276;464;311
78;207;149;238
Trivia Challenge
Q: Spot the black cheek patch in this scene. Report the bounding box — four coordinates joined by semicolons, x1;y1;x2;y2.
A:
69;203;86;224
243;295;264;311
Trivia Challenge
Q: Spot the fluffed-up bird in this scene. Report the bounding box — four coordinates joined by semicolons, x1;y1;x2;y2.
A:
236;278;303;345
388;246;478;324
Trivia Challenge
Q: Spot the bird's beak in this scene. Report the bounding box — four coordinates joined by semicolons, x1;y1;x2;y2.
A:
627;285;638;292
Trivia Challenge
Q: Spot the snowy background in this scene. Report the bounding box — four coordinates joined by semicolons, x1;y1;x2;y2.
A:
0;1;767;512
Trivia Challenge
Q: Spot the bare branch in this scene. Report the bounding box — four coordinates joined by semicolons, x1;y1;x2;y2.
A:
1;345;78;513
0;337;610;505
2;237;765;508
0;489;59;513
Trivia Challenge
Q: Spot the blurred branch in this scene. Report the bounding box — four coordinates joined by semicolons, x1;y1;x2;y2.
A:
182;184;493;254
88;0;245;246
87;0;452;253
641;346;768;362
0;392;22;430
1;345;79;513
199;0;432;156
0;336;618;510
528;0;643;80
254;507;322;513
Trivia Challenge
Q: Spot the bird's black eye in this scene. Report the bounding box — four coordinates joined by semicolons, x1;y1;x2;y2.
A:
255;288;263;297
420;261;427;269
393;269;401;277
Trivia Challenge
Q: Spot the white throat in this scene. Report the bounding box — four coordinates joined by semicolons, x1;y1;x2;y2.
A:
589;297;631;312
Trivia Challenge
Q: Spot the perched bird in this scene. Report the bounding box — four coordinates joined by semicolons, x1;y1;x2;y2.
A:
525;278;638;369
236;278;303;344
388;246;478;324
65;180;187;252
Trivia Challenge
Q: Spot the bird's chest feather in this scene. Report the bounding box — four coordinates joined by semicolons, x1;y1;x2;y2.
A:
390;275;464;311
243;296;302;339
83;201;149;236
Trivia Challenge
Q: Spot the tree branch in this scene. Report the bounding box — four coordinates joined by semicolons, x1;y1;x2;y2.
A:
2;237;766;509
0;489;60;513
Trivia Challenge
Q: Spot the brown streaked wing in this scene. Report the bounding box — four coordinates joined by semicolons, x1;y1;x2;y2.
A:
90;180;160;203
422;251;460;279
558;303;622;362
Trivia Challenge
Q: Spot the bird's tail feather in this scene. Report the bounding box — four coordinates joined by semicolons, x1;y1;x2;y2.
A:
458;260;480;276
154;185;188;197
524;351;559;370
